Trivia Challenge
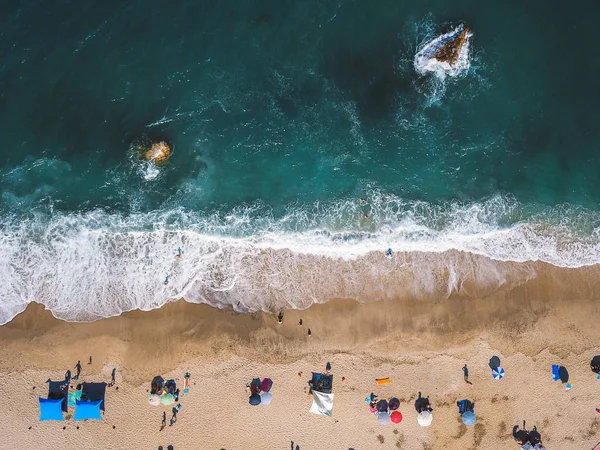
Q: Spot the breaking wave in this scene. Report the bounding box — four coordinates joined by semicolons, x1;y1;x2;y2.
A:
1;193;600;324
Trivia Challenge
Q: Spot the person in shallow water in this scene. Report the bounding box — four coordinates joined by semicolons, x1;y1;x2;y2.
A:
164;276;169;286
278;312;283;323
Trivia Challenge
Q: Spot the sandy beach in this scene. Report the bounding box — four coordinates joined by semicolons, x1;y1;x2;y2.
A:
2;259;600;449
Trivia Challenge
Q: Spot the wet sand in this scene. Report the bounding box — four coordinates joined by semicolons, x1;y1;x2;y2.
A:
2;261;600;449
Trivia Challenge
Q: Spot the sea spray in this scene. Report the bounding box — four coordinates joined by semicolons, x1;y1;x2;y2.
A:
1;194;600;324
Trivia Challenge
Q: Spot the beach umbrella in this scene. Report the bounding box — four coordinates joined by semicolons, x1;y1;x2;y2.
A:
147;394;161;406
461;411;476;426
376;399;389;413
250;378;262;393
488;356;501;370
377;412;391;425
390;411;403;424
160;394;174;406
388;398;400;411
492;367;505;380
418;411;433;427
261;378;273;393
260;392;272;405
249;393;261;406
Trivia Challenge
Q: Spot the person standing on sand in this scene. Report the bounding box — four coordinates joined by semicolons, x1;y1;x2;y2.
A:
111;368;116;385
75;361;82;378
161;411;166;428
463;364;471;384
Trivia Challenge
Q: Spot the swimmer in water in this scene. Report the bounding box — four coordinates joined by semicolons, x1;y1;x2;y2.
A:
164;276;169;286
363;215;369;220
358;198;368;205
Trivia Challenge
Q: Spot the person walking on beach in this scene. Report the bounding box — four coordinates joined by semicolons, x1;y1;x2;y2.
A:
463;364;471;384
75;361;82;378
111;368;116;385
161;411;167;430
278;311;283;324
88;356;92;365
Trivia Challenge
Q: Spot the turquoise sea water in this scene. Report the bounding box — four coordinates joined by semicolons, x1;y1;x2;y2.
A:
1;1;600;323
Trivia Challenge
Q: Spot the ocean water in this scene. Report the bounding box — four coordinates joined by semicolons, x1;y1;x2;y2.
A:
1;1;600;323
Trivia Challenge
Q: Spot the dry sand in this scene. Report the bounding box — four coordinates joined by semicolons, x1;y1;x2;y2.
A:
2;263;600;449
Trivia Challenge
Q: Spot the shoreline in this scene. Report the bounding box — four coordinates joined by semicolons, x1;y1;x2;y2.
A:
2;274;600;448
4;248;600;326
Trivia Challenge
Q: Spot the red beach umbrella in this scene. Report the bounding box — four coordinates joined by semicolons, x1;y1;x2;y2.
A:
390;411;403;424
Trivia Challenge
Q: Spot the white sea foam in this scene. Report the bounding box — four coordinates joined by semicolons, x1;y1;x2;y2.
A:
1;194;599;324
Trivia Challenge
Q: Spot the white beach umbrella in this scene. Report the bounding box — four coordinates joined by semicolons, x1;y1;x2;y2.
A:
260;392;272;405
418;411;433;427
377;412;391;425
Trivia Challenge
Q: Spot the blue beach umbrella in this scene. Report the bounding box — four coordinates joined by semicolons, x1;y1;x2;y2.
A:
492;367;505;380
461;411;476;426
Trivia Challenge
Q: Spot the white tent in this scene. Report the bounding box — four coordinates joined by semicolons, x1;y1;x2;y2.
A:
309;391;334;416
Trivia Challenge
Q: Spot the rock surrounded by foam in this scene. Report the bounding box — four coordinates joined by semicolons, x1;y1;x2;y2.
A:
414;24;473;78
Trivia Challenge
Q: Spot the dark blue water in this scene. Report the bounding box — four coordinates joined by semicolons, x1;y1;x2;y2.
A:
1;0;599;323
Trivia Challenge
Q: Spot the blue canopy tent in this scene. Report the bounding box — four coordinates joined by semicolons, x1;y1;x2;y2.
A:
74;399;103;420
82;382;107;411
47;379;69;412
39;398;65;421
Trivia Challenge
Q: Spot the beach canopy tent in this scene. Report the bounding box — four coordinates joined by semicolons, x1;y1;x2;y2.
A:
461;411;476;426
310;373;333;394
47;379;69;412
591;356;600;373
39;398;65;421
488;356;501;370
377;412;391;424
418;411;433;427
310;391;334;416
74;400;103;421
82;382;107;411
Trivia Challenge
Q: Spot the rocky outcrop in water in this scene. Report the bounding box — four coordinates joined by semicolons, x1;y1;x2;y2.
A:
434;26;470;65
